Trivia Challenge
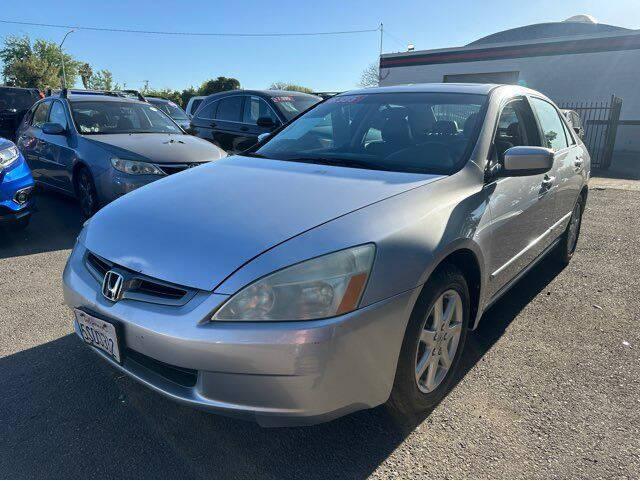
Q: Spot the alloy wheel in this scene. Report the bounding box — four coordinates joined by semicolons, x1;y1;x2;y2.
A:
414;289;463;393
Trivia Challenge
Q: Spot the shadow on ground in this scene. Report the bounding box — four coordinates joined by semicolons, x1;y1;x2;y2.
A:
0;190;82;260
0;254;564;479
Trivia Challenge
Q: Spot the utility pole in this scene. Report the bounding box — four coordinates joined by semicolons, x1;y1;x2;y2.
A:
143;80;149;92
59;29;75;88
378;23;384;83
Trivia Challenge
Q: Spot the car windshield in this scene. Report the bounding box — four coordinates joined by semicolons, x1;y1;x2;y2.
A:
151;100;189;120
255;92;486;174
70;100;183;135
270;94;321;121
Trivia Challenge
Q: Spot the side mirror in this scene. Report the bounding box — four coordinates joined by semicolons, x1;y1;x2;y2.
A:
501;146;554;176
42;122;66;135
256;117;276;129
257;132;270;143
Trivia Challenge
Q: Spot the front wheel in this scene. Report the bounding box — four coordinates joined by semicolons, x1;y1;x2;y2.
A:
388;264;471;423
76;168;99;220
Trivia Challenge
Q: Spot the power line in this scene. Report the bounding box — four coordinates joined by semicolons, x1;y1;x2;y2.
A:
0;19;380;38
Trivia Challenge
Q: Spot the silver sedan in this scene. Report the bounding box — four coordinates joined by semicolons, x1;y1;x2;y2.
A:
63;83;589;427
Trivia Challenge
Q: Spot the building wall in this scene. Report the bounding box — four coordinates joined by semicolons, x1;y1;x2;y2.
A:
380;48;640;152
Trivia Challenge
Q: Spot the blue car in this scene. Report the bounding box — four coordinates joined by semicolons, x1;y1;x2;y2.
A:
0;137;34;230
16;89;225;219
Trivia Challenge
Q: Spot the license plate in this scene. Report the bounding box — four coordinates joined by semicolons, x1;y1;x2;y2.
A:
75;309;122;363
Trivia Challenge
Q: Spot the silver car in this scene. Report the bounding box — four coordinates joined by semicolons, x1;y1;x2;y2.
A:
62;84;589;427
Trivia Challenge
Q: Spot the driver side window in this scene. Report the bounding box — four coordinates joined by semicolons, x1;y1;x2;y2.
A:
492;98;541;162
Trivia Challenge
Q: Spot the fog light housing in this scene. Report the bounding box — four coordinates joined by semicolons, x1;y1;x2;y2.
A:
14;187;33;205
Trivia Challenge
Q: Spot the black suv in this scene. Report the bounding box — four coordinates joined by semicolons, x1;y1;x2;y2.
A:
190;90;320;153
0;87;42;140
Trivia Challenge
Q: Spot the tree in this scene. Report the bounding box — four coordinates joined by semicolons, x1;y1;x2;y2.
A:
180;86;198;108
0;35;82;90
269;82;313;93
79;63;93;89
143;88;183;106
88;69;119;91
358;62;379;88
198;76;240;96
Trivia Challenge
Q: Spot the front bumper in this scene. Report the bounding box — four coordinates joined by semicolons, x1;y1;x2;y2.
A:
94;168;163;205
62;242;419;426
0;157;35;224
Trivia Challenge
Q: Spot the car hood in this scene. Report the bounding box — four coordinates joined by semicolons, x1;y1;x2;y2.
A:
83;133;226;163
83;156;445;291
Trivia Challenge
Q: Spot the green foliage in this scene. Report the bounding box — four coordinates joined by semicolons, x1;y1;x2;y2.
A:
79;63;93;89
269;82;313;93
198;76;240;96
143;88;183;106
87;69;119;91
0;35;81;90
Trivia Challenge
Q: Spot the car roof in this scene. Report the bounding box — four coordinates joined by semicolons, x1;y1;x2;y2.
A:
145;97;172;103
342;83;500;96
65;94;147;104
202;89;321;101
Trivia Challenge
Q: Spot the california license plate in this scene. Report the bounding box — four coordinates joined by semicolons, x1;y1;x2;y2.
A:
75;309;122;363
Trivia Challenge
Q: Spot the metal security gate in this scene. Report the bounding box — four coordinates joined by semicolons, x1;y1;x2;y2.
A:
558;95;623;170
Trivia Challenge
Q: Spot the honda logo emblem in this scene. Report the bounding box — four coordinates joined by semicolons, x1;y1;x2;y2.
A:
102;271;124;302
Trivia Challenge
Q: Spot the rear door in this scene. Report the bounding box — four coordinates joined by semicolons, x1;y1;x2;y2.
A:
190;99;219;145
530;97;582;226
212;95;245;153
531;97;582;229
485;96;556;296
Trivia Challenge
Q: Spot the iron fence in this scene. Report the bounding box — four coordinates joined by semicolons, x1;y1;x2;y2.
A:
558;95;623;170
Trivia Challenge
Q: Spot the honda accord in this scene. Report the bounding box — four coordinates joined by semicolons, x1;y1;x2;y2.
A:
63;83;589;426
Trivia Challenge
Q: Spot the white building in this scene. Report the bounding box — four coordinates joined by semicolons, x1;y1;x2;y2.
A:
379;15;640;158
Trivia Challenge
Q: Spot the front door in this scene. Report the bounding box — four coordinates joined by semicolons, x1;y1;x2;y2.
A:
485;97;557;297
17;100;51;185
240;95;280;150
39;100;75;193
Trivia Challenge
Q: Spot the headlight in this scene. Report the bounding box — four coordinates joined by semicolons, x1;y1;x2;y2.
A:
0;145;19;169
111;157;164;176
212;244;375;321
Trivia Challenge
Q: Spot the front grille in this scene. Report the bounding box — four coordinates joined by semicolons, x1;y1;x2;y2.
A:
125;348;198;388
85;251;195;306
87;252;110;277
158;163;198;176
133;279;187;300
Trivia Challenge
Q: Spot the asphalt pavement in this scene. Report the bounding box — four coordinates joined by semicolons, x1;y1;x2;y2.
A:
0;185;638;479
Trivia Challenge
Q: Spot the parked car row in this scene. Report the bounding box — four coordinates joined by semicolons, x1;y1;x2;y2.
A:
56;83;590;427
1;86;322;219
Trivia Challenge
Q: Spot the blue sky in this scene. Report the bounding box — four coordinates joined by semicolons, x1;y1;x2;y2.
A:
1;0;638;92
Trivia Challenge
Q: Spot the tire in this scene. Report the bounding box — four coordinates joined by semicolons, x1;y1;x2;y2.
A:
75;167;99;220
554;195;584;266
387;264;471;424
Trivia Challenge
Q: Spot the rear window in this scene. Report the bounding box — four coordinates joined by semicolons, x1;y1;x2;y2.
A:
0;88;39;111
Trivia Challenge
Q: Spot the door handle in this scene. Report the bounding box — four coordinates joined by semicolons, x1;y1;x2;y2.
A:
210;122;217;128
541;175;555;188
240;126;249;132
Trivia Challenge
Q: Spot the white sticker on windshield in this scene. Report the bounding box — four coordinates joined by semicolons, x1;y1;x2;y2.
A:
149;107;159;112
